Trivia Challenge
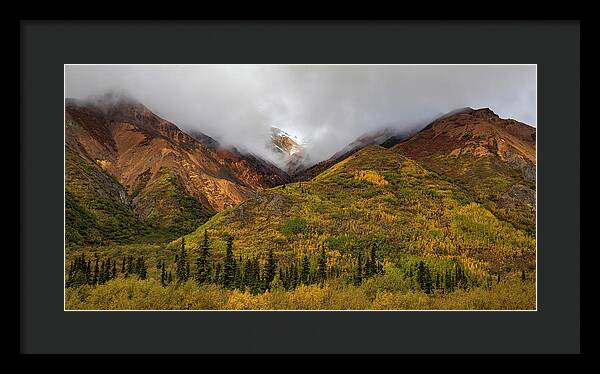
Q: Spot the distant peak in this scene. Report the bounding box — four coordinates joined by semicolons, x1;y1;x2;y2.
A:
67;90;147;115
92;90;145;110
471;107;498;119
270;127;303;142
432;107;475;122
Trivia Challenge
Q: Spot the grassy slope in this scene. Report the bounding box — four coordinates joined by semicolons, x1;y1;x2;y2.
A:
392;151;536;235
178;145;535;276
66;146;213;246
65;148;151;246
132;167;213;237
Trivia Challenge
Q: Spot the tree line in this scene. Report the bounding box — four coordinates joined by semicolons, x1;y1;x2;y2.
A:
403;260;473;294
167;231;383;294
66;253;148;288
66;231;478;295
66;230;384;293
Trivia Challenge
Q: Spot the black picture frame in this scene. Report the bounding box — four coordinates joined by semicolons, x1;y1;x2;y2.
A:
20;20;580;354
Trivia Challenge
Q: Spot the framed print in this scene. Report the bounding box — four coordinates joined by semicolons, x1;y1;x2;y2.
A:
20;20;580;354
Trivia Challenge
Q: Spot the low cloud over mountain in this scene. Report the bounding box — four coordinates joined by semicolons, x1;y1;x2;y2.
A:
65;65;536;168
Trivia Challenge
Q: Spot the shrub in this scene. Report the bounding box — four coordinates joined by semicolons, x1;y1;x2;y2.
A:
281;217;307;236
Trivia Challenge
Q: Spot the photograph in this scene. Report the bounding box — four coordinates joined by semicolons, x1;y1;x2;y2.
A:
63;64;537;311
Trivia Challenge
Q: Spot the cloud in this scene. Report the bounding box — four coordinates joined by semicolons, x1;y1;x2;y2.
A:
65;64;537;165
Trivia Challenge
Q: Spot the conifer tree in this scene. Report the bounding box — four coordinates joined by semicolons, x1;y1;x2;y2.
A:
100;260;106;283
416;261;432;294
369;245;379;275
279;267;288;289
242;257;251;291
234;259;243;290
222;235;236;289
316;247;327;285
86;259;92;284
127;255;134;274
97;261;103;284
300;255;310;285
289;263;298;289
251;258;262;294
67;260;74;287
137;256;147;280
93;256;99;285
176;238;189;283
354;253;363;286
416;261;425;291
263;248;276;291
195;229;211;285
66;254;89;287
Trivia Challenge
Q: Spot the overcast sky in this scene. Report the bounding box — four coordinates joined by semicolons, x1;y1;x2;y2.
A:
65;65;536;165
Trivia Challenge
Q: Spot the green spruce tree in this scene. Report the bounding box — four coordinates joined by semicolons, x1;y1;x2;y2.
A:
176;238;189;283
195;230;211;285
354;253;363;286
222;235;236;289
263;248;276;291
300;255;310;285
316;247;327;285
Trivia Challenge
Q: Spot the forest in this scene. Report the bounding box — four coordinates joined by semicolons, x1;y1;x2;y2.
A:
65;229;535;310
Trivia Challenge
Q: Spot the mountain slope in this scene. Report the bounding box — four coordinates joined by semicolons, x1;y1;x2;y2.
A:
65;146;151;246
270;127;307;175
295;128;409;181
178;145;535;276
187;129;291;187
392;107;536;233
65;94;289;243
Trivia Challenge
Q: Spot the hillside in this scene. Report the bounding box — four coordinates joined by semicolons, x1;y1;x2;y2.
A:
392;108;536;234
65;94;289;244
295;128;408;181
178;145;535;277
65;146;151;246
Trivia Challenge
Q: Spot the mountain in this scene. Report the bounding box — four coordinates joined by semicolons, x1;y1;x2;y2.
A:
392;107;536;233
187;129;291;188
65;146;152;246
295;128;410;181
178;144;535;277
269;127;307;175
65;93;289;244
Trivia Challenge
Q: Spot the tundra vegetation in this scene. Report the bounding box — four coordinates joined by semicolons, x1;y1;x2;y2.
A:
66;146;535;310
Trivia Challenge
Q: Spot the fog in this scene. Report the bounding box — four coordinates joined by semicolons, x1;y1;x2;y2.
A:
65;65;536;166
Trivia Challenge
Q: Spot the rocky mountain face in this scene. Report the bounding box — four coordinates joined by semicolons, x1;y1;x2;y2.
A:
65;94;289;244
393;108;535;190
187;129;291;189
392;107;536;233
65;96;536;248
269;127;307;175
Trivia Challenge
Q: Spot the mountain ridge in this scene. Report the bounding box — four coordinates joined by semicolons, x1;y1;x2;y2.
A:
177;144;535;279
65;95;290;244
